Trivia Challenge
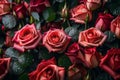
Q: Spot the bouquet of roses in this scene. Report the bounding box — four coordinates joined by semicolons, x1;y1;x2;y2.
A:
0;0;120;80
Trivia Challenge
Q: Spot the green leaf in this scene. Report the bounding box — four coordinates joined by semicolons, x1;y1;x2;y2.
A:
104;31;116;43
31;12;40;21
65;25;79;41
43;7;56;22
11;61;25;75
2;15;16;29
18;53;33;68
39;48;52;60
56;0;64;3
58;55;72;69
18;73;29;80
5;47;19;59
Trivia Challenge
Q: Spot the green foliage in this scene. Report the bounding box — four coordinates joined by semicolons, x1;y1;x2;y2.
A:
2;15;16;29
43;7;56;22
58;54;72;69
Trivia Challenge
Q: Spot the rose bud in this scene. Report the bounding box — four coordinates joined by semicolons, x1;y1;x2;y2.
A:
78;27;107;47
66;43;101;68
100;48;120;80
0;0;10;16
12;24;42;52
95;13;114;32
68;64;87;80
110;16;120;39
43;29;71;53
13;2;29;19
0;58;11;80
70;4;92;24
30;0;50;13
29;58;65;80
5;31;13;47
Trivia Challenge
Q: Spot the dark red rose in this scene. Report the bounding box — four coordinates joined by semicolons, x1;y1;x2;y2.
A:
66;43;101;68
0;58;11;79
0;0;10;16
95;13;114;31
110;16;120;39
29;58;65;80
5;31;13;47
68;63;87;80
43;29;71;53
12;24;42;52
100;48;120;80
13;2;29;19
30;0;50;13
70;4;92;24
41;21;62;32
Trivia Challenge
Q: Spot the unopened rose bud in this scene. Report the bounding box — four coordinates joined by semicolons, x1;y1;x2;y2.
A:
61;4;68;19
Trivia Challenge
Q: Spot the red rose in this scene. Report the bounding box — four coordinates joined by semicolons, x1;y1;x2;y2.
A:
13;2;29;19
70;4;92;24
78;27;107;47
95;13;113;31
12;24;42;52
0;0;10;16
43;29;71;53
30;0;50;13
68;64;87;80
0;58;11;79
29;58;65;80
66;43;101;68
86;0;101;11
110;16;120;39
100;48;120;80
41;21;62;32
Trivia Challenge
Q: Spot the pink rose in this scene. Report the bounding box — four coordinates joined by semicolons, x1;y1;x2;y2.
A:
0;58;11;79
70;4;92;24
100;48;120;80
66;43;101;68
13;2;29;19
0;0;10;16
12;24;42;52
29;58;65;80
110;16;120;39
86;0;101;11
30;0;50;13
95;13;113;31
43;29;71;53
78;27;107;47
68;64;87;80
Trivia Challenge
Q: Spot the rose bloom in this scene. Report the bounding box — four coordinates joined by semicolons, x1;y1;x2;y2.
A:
0;0;10;16
100;48;120;80
86;0;101;11
30;0;50;13
13;2;29;19
70;4;92;24
95;13;113;32
66;43;101;68
68;64;87;80
110;16;120;39
12;24;42;52
29;58;65;80
0;58;11;80
78;27;107;47
43;29;71;53
85;0;108;11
